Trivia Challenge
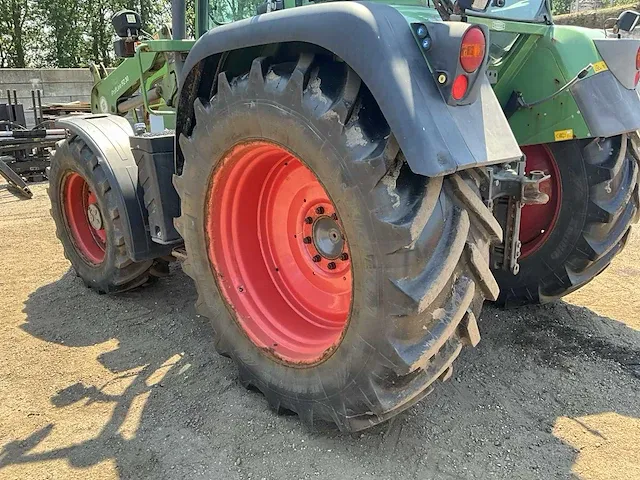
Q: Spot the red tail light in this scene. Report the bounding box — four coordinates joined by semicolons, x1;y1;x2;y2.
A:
636;46;640;70
635;70;640;87
460;27;486;73
452;75;469;100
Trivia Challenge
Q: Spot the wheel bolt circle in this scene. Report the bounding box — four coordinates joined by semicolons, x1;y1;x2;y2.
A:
340;253;349;261
315;206;325;215
327;262;336;270
303;236;312;244
312;255;321;263
331;213;338;220
305;216;313;224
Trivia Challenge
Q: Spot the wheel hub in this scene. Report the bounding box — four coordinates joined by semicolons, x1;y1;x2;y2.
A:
207;141;352;365
87;203;103;230
312;216;344;259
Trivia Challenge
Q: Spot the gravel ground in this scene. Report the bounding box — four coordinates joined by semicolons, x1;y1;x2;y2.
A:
0;183;639;480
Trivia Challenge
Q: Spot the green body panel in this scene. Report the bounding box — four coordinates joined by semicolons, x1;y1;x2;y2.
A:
468;16;607;144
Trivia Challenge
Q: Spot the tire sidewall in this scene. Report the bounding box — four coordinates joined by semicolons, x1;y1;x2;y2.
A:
183;94;395;402
49;139;121;286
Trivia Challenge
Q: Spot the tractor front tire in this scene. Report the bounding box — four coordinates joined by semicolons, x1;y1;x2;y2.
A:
175;54;502;431
495;134;639;306
48;136;157;293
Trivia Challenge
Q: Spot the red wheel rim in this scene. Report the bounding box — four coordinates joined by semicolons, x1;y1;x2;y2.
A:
519;145;562;258
207;141;352;365
62;172;106;264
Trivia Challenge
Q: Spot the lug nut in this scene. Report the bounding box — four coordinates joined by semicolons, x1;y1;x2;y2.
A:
340;253;349;261
312;255;321;263
305;216;313;224
327;262;336;270
303;236;312;244
315;206;325;215
331;213;338;220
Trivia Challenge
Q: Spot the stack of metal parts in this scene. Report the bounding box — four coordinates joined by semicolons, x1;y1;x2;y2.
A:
0;90;66;198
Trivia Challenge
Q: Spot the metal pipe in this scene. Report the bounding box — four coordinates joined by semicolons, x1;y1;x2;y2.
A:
171;0;186;40
172;0;187;82
0;129;66;138
36;90;43;124
117;87;162;113
6;90;13;122
31;90;38;126
12;90;18;106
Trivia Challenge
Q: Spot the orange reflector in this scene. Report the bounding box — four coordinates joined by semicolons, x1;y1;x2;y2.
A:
635;70;640;87
636;46;640;70
452;75;469;100
460;27;486;73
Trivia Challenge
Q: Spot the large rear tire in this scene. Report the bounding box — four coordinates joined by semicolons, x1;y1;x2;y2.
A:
48;136;159;293
175;53;502;431
494;135;639;306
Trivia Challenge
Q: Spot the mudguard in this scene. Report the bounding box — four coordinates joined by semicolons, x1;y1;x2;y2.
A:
178;1;522;177
571;70;640;138
56;114;174;261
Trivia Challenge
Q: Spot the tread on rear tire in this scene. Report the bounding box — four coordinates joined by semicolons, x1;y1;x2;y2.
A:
494;134;639;306
175;52;502;431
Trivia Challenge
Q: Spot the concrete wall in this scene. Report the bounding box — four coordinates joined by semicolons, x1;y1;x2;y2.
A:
0;68;94;127
0;68;94;105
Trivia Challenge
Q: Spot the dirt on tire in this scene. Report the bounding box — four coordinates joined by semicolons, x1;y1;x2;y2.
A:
1;183;639;479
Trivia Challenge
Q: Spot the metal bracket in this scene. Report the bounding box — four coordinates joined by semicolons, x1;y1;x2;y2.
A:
0;156;32;199
488;160;551;275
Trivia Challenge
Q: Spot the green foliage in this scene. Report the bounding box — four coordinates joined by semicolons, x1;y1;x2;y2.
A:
0;0;172;68
208;0;262;24
552;0;573;15
0;0;32;67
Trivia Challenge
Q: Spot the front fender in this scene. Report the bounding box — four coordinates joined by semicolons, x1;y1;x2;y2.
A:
56;114;174;261
179;2;521;177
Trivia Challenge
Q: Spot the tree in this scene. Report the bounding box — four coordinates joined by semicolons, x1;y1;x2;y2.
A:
208;0;262;23
0;0;31;67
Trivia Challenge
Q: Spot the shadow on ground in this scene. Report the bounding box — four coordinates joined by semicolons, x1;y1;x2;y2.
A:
1;266;639;479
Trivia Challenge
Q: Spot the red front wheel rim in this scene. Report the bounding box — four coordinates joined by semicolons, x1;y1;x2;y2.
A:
62;172;106;264
519;144;562;258
207;141;352;365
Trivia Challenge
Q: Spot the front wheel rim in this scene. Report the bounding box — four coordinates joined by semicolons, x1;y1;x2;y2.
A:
207;141;353;365
62;172;106;264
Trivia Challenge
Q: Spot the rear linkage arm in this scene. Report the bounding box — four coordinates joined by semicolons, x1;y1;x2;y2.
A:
485;161;551;275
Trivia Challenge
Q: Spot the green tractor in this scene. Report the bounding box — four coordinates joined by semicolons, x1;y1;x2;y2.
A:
47;0;640;431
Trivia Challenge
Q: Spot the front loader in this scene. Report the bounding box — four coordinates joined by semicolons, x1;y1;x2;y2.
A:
47;0;640;431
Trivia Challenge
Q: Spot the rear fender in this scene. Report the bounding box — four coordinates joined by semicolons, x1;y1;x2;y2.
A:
56;114;174;261
177;2;522;177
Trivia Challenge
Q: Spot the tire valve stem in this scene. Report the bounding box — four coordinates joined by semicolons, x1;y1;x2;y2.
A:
340;253;349;261
303;236;312;244
312;255;321;263
305;216;313;224
327;262;336;270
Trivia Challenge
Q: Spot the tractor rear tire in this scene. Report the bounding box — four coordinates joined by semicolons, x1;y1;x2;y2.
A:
494;134;639;306
175;54;502;431
48;136;158;293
